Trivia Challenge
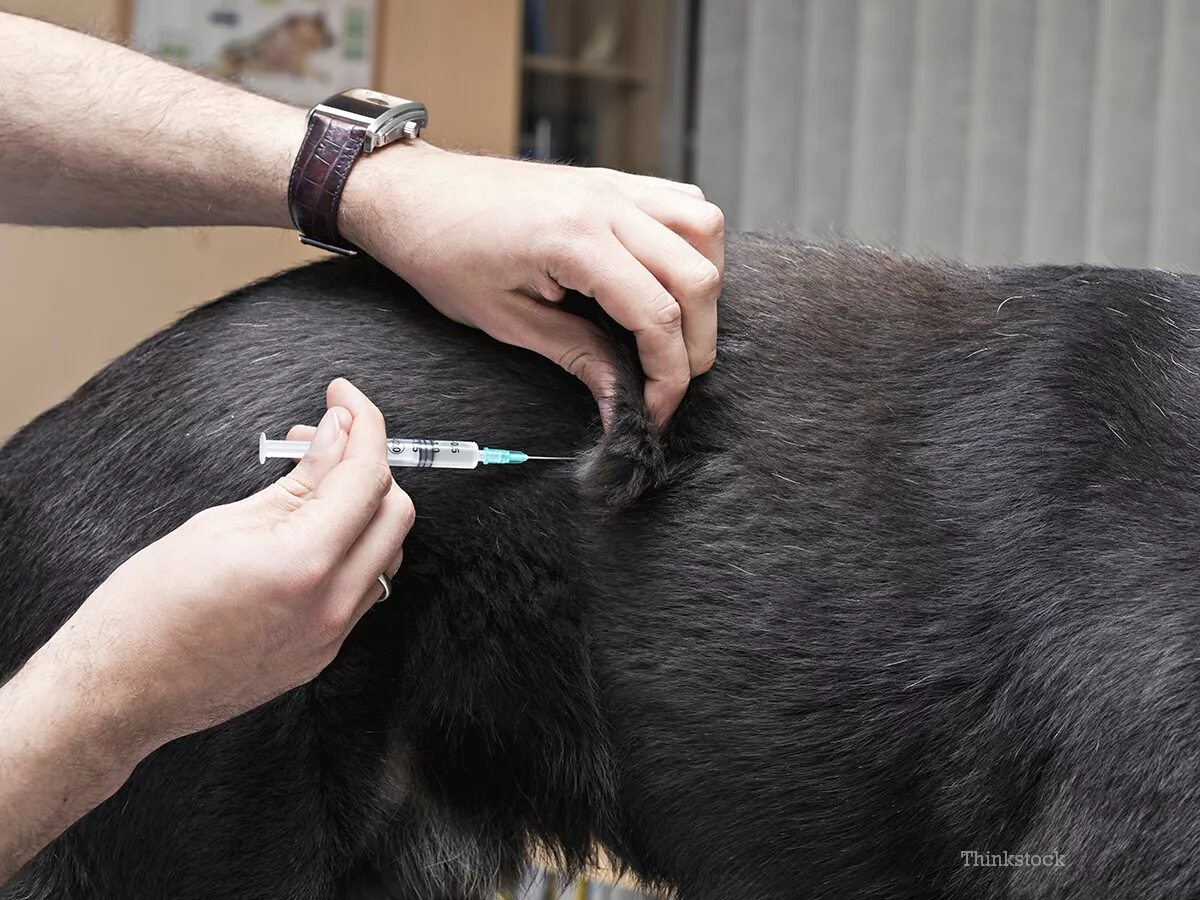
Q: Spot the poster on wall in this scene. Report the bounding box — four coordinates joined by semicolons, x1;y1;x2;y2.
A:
130;0;376;106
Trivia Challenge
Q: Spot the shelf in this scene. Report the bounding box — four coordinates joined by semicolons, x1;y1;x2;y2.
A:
522;54;647;86
518;0;675;176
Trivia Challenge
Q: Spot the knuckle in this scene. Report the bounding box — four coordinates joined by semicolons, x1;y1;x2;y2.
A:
546;238;592;290
689;259;722;297
316;603;354;641
346;458;393;499
389;485;417;533
696;202;725;237
647;291;683;331
556;204;597;241
369;461;394;497
287;555;332;596
274;473;313;505
556;344;601;382
557;181;620;233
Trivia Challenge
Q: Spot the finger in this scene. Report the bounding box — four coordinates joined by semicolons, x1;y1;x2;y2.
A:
358;543;405;613
614;211;719;376
623;187;725;277
280;379;392;558
484;293;618;427
326;378;388;463
370;544;405;606
273;406;351;501
553;233;691;425
284;451;394;567
332;481;414;622
286;424;317;442
386;545;404;580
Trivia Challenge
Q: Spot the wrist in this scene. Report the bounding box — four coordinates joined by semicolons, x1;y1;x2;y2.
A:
0;641;150;808
241;101;309;230
336;138;440;260
0;628;154;877
22;617;162;778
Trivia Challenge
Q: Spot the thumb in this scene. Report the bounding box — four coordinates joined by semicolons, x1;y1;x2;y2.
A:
258;406;352;513
490;295;618;428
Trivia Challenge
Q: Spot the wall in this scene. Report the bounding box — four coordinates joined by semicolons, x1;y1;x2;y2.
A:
697;0;1200;273
0;0;520;438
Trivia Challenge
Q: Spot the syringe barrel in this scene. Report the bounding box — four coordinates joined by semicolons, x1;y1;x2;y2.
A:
383;438;480;468
258;434;481;468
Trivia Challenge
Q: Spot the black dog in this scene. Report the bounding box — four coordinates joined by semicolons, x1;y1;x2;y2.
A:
3;235;1200;899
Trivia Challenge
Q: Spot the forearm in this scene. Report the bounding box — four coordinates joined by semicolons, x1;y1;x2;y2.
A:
0;622;150;882
0;12;304;228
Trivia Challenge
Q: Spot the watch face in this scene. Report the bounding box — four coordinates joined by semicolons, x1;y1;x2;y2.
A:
322;88;407;123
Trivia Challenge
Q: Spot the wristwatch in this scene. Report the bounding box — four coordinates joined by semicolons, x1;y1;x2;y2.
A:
287;88;428;256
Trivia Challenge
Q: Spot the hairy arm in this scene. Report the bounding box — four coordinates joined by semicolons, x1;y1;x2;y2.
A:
0;12;723;424
0;12;300;228
0;627;150;880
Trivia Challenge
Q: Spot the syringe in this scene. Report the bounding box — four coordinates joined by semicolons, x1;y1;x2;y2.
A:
258;434;571;469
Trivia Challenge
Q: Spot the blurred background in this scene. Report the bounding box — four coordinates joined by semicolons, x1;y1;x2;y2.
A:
5;0;1200;439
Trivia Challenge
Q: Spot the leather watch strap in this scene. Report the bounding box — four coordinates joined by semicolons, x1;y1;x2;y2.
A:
287;110;367;256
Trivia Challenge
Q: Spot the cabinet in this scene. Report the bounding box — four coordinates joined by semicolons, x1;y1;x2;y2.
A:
520;0;688;179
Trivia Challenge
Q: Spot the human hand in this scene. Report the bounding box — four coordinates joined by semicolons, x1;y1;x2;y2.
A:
45;378;413;756
339;143;724;427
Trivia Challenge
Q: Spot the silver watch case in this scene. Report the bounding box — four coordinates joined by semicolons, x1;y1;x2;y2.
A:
311;88;428;152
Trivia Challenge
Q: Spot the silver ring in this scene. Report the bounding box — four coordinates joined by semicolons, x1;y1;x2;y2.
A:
376;572;392;603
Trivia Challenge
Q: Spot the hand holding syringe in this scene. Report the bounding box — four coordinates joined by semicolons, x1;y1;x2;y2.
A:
259;434;571;469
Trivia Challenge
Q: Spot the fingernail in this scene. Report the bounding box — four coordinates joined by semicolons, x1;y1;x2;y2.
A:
332;407;353;432
309;408;342;454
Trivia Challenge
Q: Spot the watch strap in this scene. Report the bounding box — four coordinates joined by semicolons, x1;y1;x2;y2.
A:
287;110;367;256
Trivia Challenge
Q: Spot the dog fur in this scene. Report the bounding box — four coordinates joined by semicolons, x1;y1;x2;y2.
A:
3;234;1200;898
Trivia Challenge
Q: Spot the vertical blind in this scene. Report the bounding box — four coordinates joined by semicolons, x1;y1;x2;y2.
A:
696;0;1200;270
